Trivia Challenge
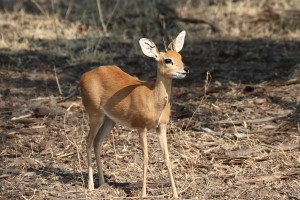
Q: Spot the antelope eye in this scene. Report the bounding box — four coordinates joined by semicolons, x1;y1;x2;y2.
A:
164;59;172;64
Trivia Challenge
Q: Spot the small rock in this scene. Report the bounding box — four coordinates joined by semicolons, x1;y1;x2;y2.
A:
34;106;50;117
254;98;267;105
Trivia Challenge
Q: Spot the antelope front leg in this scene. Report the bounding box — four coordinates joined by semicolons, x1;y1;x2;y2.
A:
157;124;178;198
138;129;148;198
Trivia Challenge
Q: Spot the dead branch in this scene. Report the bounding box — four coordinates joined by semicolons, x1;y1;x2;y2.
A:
156;2;220;32
57;89;77;103
11;114;33;121
286;78;300;85
261;144;300;151
227;144;300;157
165;16;221;32
235;169;300;185
56;152;76;159
193;127;250;139
200;110;293;126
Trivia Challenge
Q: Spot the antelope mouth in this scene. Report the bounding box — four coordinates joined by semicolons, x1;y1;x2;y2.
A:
173;72;187;79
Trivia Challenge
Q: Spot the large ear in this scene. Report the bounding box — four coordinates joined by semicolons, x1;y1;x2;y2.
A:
139;38;159;60
169;30;186;52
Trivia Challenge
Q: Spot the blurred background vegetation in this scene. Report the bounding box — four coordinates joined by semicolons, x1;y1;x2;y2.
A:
0;0;300;88
1;0;300;53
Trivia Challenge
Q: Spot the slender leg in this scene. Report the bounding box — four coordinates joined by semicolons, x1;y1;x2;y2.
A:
94;116;115;186
86;113;104;190
157;124;178;198
138;128;148;198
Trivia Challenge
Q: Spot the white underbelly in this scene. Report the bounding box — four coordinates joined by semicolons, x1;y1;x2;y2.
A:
103;109;131;127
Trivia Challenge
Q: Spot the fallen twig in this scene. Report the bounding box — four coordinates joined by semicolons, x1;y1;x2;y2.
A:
56;152;76;159
66;102;81;111
235;169;300;185
200;110;293;126
261;144;300;151
193;127;250;139
227;144;300;157
167;16;221;32
286;78;300;85
30;96;62;102
11;114;33;121
57;89;77;103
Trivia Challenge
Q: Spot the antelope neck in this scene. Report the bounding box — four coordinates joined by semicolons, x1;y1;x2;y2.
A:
153;72;172;106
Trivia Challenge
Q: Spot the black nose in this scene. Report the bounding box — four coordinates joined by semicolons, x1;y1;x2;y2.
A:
184;66;189;73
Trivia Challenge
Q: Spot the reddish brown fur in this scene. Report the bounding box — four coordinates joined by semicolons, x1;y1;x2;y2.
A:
80;65;170;129
80;31;187;198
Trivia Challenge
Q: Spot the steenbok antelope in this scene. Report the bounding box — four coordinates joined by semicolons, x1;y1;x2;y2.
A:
80;30;188;198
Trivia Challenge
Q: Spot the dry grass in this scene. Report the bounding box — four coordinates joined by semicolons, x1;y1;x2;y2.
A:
0;0;300;199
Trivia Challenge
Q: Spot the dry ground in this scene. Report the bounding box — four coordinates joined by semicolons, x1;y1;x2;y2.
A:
0;0;300;199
